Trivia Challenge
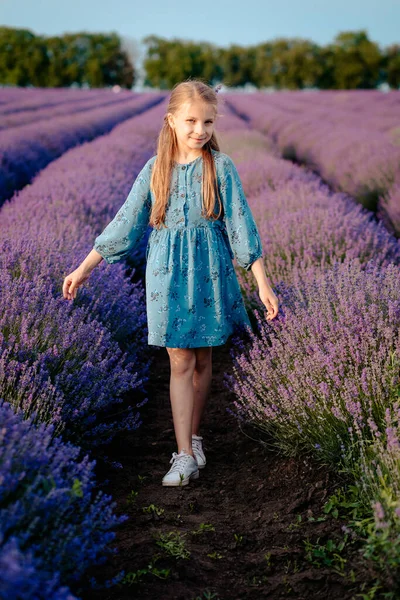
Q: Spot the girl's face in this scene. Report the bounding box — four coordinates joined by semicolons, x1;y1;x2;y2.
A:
168;100;216;157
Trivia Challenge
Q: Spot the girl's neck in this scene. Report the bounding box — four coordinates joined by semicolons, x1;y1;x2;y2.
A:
174;150;203;165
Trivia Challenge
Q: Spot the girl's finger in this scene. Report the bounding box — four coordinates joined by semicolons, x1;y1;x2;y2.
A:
62;279;69;297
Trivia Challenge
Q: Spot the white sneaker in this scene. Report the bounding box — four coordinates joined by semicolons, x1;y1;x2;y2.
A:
162;449;199;487
192;434;206;469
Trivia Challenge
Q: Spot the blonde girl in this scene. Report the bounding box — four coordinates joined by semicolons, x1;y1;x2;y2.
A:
62;79;279;487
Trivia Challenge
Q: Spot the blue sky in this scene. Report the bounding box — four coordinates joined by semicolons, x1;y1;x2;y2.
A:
0;0;398;51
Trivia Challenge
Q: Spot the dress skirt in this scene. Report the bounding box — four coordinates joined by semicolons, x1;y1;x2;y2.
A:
145;221;252;348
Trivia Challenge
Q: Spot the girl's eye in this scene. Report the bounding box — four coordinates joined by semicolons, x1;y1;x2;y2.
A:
187;119;213;123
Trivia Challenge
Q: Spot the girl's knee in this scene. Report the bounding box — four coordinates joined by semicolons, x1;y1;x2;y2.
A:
166;347;196;377
194;347;212;372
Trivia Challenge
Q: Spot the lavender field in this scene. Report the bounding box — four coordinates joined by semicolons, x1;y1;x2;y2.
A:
1;88;400;599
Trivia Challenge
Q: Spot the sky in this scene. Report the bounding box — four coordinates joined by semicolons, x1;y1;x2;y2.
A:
1;0;398;78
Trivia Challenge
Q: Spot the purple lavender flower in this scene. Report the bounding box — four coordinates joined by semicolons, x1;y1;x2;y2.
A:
0;400;127;595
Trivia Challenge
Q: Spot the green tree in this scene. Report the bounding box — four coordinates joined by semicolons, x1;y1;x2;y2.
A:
383;44;400;89
271;38;324;89
0;26;395;90
46;36;72;86
0;27;48;86
143;35;221;88
330;30;382;89
0;27;135;88
252;42;275;88
219;44;252;87
314;46;336;90
83;33;134;87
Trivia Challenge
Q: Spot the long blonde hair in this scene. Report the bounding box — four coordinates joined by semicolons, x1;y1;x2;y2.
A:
149;79;224;229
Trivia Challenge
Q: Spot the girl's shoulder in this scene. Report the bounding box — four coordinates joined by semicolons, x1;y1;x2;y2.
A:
145;155;158;170
211;148;229;161
211;149;234;168
211;149;237;177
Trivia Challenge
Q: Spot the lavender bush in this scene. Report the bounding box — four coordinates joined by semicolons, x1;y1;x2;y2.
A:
4;89;400;589
0;399;128;598
0;89;138;130
222;124;400;587
0;269;145;445
216;129;400;308
0;97;176;599
226;92;400;236
0;535;78;600
227;259;400;459
356;402;400;588
0;87;109;114
0;101;170;446
0;92;165;205
379;174;400;237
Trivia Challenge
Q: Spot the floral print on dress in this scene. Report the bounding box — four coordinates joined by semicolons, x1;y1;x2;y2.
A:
93;149;263;348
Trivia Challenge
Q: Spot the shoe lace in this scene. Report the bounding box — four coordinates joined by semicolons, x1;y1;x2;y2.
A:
191;438;203;453
169;450;192;472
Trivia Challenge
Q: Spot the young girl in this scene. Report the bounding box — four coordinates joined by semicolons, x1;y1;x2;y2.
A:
62;80;279;487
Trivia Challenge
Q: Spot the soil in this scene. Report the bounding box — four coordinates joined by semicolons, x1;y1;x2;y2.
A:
80;340;379;600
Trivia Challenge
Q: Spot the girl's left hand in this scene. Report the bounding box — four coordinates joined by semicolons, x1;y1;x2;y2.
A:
258;286;279;320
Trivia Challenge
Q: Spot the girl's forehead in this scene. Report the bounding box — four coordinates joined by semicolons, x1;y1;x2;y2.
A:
177;101;216;119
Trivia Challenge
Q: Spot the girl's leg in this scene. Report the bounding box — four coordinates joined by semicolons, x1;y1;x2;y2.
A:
192;347;212;436
166;347;196;457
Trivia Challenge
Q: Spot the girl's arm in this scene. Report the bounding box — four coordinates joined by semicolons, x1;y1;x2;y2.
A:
250;257;279;319
218;154;263;270
62;249;103;301
78;248;104;276
62;156;154;301
93;156;154;264
251;256;272;290
218;154;279;319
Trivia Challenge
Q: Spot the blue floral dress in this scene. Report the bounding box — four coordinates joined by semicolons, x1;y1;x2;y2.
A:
93;149;263;348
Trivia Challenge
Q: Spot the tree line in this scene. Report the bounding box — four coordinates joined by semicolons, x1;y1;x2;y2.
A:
1;26;399;90
0;28;134;88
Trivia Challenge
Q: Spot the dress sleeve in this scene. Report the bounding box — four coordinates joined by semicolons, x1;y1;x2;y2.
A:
218;154;263;271
93;157;154;264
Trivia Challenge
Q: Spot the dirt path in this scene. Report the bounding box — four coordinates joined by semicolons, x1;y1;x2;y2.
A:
83;340;373;600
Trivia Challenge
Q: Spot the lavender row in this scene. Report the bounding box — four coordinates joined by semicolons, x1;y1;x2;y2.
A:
0;103;171;598
251;89;400;134
0;90;145;131
0;92;166;205
222;127;400;582
0;100;169;447
226;92;400;237
219;128;399;297
0;87;119;113
0;399;127;599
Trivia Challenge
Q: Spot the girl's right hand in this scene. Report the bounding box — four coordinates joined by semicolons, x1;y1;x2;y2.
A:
258;285;279;321
62;268;91;301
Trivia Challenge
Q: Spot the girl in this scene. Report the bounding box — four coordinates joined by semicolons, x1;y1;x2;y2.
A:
62;80;279;487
